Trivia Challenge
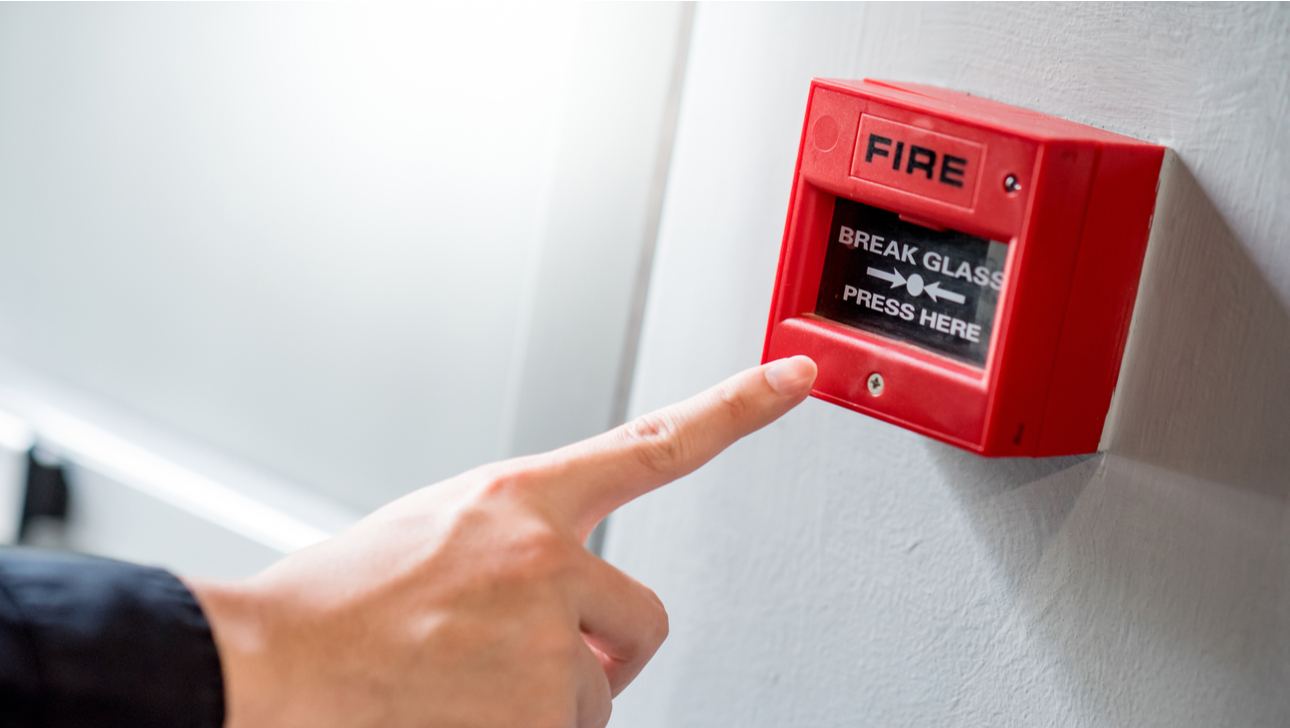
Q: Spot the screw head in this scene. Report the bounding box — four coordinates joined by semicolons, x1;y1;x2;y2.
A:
1004;174;1022;193
866;372;884;396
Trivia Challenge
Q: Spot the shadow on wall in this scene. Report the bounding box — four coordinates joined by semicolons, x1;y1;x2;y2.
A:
1108;151;1290;495
925;153;1290;725
922;448;1099;595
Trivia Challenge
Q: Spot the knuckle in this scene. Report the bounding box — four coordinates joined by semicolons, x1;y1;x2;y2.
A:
472;461;542;501
620;412;687;477
714;382;753;424
505;525;578;583
643;587;670;645
653;597;670;643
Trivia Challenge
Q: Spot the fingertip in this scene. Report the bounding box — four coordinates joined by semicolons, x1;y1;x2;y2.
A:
763;355;817;397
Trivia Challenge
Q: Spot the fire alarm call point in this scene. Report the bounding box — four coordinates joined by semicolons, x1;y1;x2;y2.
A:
763;79;1165;456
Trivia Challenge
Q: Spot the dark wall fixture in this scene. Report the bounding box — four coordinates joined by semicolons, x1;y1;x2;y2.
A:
19;447;69;543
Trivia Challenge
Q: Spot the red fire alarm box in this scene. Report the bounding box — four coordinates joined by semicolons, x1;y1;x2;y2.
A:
763;79;1165;456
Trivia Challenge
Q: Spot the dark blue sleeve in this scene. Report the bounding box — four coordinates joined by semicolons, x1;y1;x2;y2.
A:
0;548;226;728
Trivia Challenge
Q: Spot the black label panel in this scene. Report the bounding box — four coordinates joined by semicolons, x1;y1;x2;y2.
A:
815;197;1007;367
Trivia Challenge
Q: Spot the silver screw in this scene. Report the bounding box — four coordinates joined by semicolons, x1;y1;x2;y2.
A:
1004;174;1021;193
867;372;884;396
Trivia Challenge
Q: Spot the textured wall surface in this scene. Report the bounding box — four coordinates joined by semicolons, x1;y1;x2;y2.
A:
605;4;1290;726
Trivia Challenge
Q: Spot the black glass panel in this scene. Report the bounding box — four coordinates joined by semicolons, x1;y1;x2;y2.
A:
815;197;1007;367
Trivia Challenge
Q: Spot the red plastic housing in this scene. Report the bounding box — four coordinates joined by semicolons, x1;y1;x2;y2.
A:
762;79;1164;456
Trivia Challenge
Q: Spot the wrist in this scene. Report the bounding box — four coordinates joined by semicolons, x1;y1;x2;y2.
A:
184;577;275;728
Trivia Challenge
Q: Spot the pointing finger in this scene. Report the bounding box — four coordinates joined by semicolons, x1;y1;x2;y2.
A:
535;356;816;539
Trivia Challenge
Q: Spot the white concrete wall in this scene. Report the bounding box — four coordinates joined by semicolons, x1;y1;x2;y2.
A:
0;3;685;519
506;4;691;458
0;410;33;544
605;4;1290;727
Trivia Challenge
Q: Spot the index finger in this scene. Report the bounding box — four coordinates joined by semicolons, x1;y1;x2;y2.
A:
535;355;817;539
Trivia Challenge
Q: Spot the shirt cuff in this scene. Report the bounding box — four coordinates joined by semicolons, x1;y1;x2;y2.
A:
0;548;226;728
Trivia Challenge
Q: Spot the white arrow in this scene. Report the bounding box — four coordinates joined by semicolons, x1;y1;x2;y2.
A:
866;267;907;289
923;281;966;305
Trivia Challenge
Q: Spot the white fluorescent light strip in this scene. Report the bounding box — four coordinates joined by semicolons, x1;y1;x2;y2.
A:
0;410;33;452
37;409;331;554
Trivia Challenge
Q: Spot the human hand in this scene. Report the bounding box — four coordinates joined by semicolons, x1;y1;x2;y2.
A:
187;356;817;728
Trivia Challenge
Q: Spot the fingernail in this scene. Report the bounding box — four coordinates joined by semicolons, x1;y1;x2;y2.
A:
764;356;817;395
